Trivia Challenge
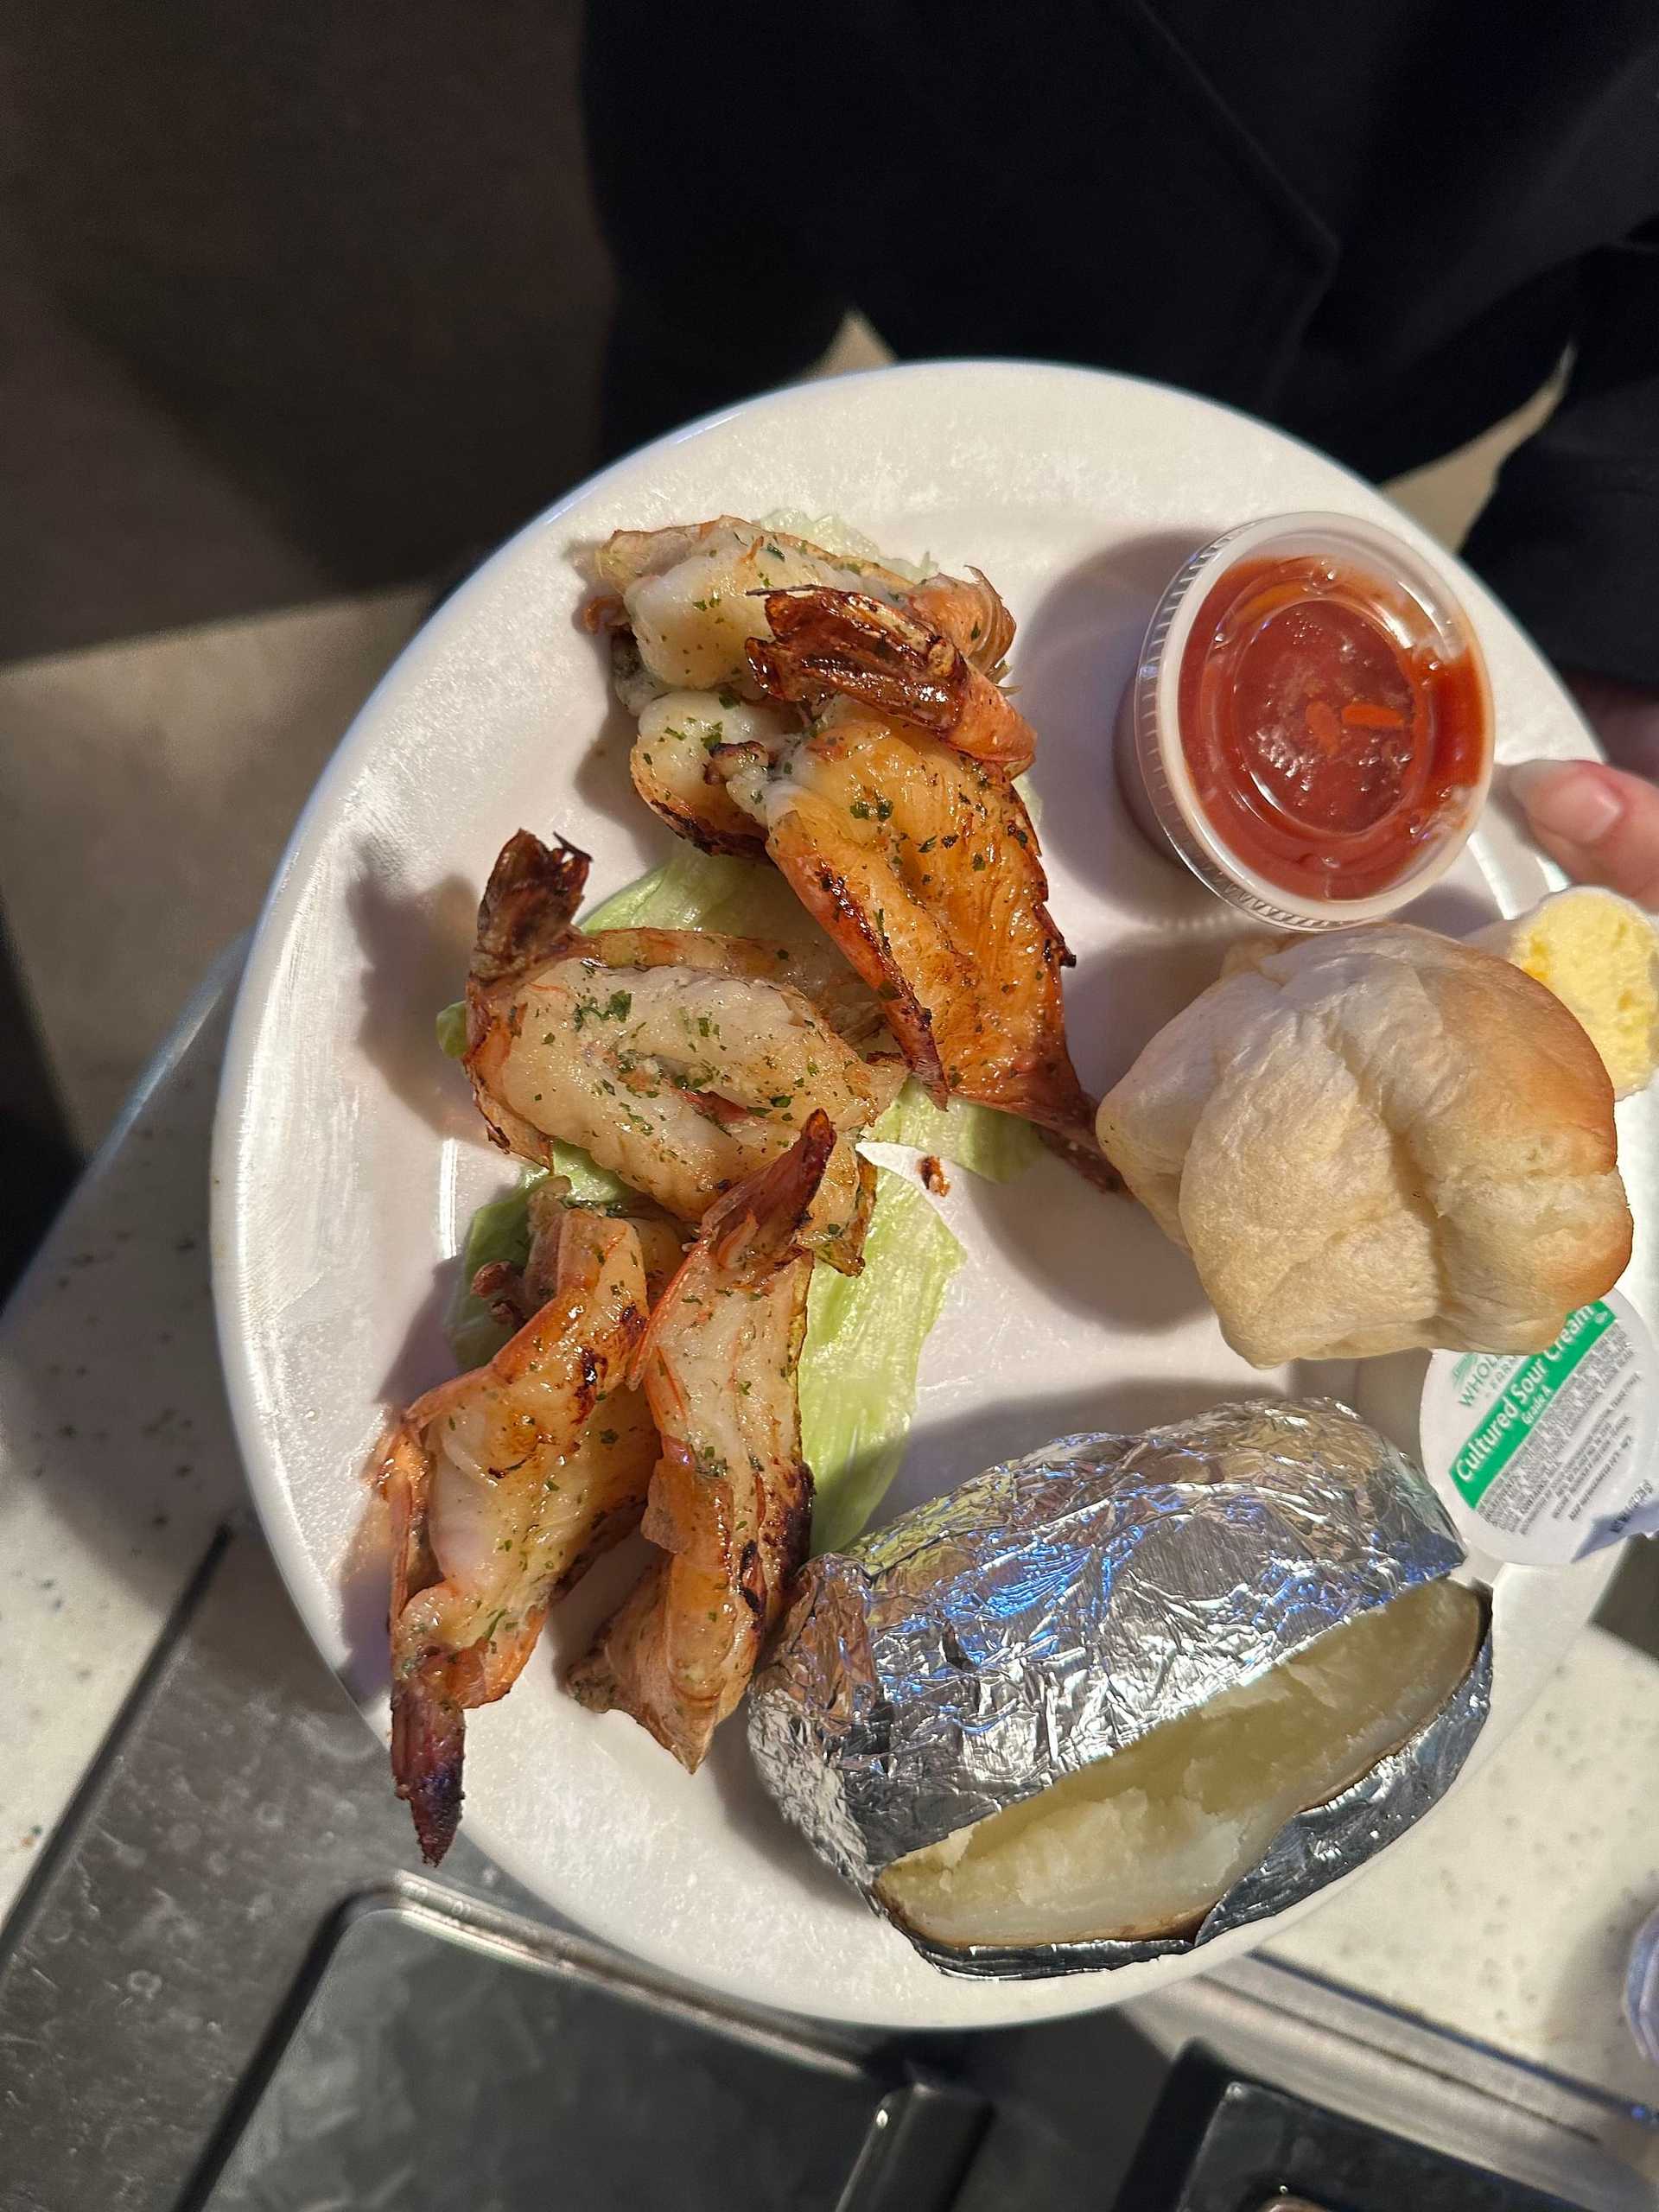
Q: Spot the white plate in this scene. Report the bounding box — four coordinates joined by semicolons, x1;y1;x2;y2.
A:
213;361;1643;2031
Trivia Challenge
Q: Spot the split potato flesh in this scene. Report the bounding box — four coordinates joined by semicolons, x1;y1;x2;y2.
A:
876;1577;1481;1952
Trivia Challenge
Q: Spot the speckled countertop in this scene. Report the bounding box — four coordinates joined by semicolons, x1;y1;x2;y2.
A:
3;956;1658;2141
2;955;243;1909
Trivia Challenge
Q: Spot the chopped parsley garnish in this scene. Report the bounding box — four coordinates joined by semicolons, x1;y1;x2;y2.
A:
572;989;633;1029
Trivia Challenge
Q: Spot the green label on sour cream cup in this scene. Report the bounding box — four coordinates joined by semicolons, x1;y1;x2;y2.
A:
1420;1292;1659;1567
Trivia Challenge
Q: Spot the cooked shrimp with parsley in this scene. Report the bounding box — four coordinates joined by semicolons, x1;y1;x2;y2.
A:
569;1116;831;1771
380;1193;654;1863
586;517;1027;849
742;699;1095;1151
373;510;1096;1854
463;829;902;1274
581;519;1099;1171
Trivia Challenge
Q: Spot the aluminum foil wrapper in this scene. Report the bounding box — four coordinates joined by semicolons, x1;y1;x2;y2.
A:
748;1397;1492;1980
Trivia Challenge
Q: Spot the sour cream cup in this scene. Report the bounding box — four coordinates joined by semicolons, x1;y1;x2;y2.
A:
1417;1292;1659;1568
1116;512;1494;931
1355;1291;1659;1573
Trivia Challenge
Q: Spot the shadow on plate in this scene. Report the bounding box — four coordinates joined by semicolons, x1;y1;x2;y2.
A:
1012;530;1200;895
337;1252;466;1704
1063;919;1243;1099
1063;874;1501;1103
880;1372;1278;1529
568;628;670;849
964;1155;1210;1333
374;1254;458;1411
534;1534;868;1915
346;846;481;1141
699;1700;873;1917
1397;876;1502;939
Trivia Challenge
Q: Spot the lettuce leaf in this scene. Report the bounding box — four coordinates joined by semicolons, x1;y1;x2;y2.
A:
867;1088;1041;1184
542;1139;632;1208
445;1172;547;1372
436;1000;467;1058
580;844;825;947
802;1166;962;1553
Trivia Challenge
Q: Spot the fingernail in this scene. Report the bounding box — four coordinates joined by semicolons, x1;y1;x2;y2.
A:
1509;761;1625;845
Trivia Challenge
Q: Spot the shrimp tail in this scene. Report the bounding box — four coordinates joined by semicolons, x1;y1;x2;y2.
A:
747;588;1035;773
626;1109;835;1389
465;830;594;1144
905;566;1017;672
707;1104;837;1261
391;1655;472;1865
469;829;591;991
1039;1122;1122;1193
747;588;963;728
580;591;626;634
381;1419;469;1865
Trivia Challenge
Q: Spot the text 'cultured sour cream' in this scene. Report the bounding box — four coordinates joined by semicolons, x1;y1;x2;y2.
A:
1420;1292;1659;1567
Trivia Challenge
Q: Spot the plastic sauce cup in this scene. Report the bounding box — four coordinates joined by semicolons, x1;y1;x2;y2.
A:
1116;512;1494;931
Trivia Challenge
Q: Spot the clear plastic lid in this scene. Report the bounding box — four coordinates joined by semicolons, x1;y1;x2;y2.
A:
1116;512;1494;931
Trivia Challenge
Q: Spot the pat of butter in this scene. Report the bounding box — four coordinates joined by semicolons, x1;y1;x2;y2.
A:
1472;887;1659;1099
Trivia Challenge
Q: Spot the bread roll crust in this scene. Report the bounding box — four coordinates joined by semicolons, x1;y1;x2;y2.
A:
1096;925;1631;1364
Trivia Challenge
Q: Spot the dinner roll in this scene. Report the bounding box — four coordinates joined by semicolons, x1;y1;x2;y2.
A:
1096;924;1631;1364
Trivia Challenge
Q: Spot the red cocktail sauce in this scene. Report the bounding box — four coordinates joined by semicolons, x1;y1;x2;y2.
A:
1176;554;1491;901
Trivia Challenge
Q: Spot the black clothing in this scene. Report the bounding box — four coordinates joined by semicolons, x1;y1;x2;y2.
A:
583;1;1659;683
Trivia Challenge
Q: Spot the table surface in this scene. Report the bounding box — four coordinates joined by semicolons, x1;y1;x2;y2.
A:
4;954;1659;2138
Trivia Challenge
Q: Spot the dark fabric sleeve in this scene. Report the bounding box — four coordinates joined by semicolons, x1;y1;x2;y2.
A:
579;9;849;462
1462;223;1659;686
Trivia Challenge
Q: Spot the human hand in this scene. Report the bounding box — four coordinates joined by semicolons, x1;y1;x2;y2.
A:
1508;760;1659;908
1509;672;1659;908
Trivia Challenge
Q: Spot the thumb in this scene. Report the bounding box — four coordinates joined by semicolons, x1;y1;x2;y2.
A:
1507;760;1659;909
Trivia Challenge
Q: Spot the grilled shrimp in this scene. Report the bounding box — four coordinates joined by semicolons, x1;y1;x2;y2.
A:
473;1178;687;1332
463;831;901;1272
568;1115;830;1770
747;587;1036;774
627;689;784;857
381;1202;652;1863
598;519;893;693
905;566;1016;673
742;702;1096;1151
590;518;1018;698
